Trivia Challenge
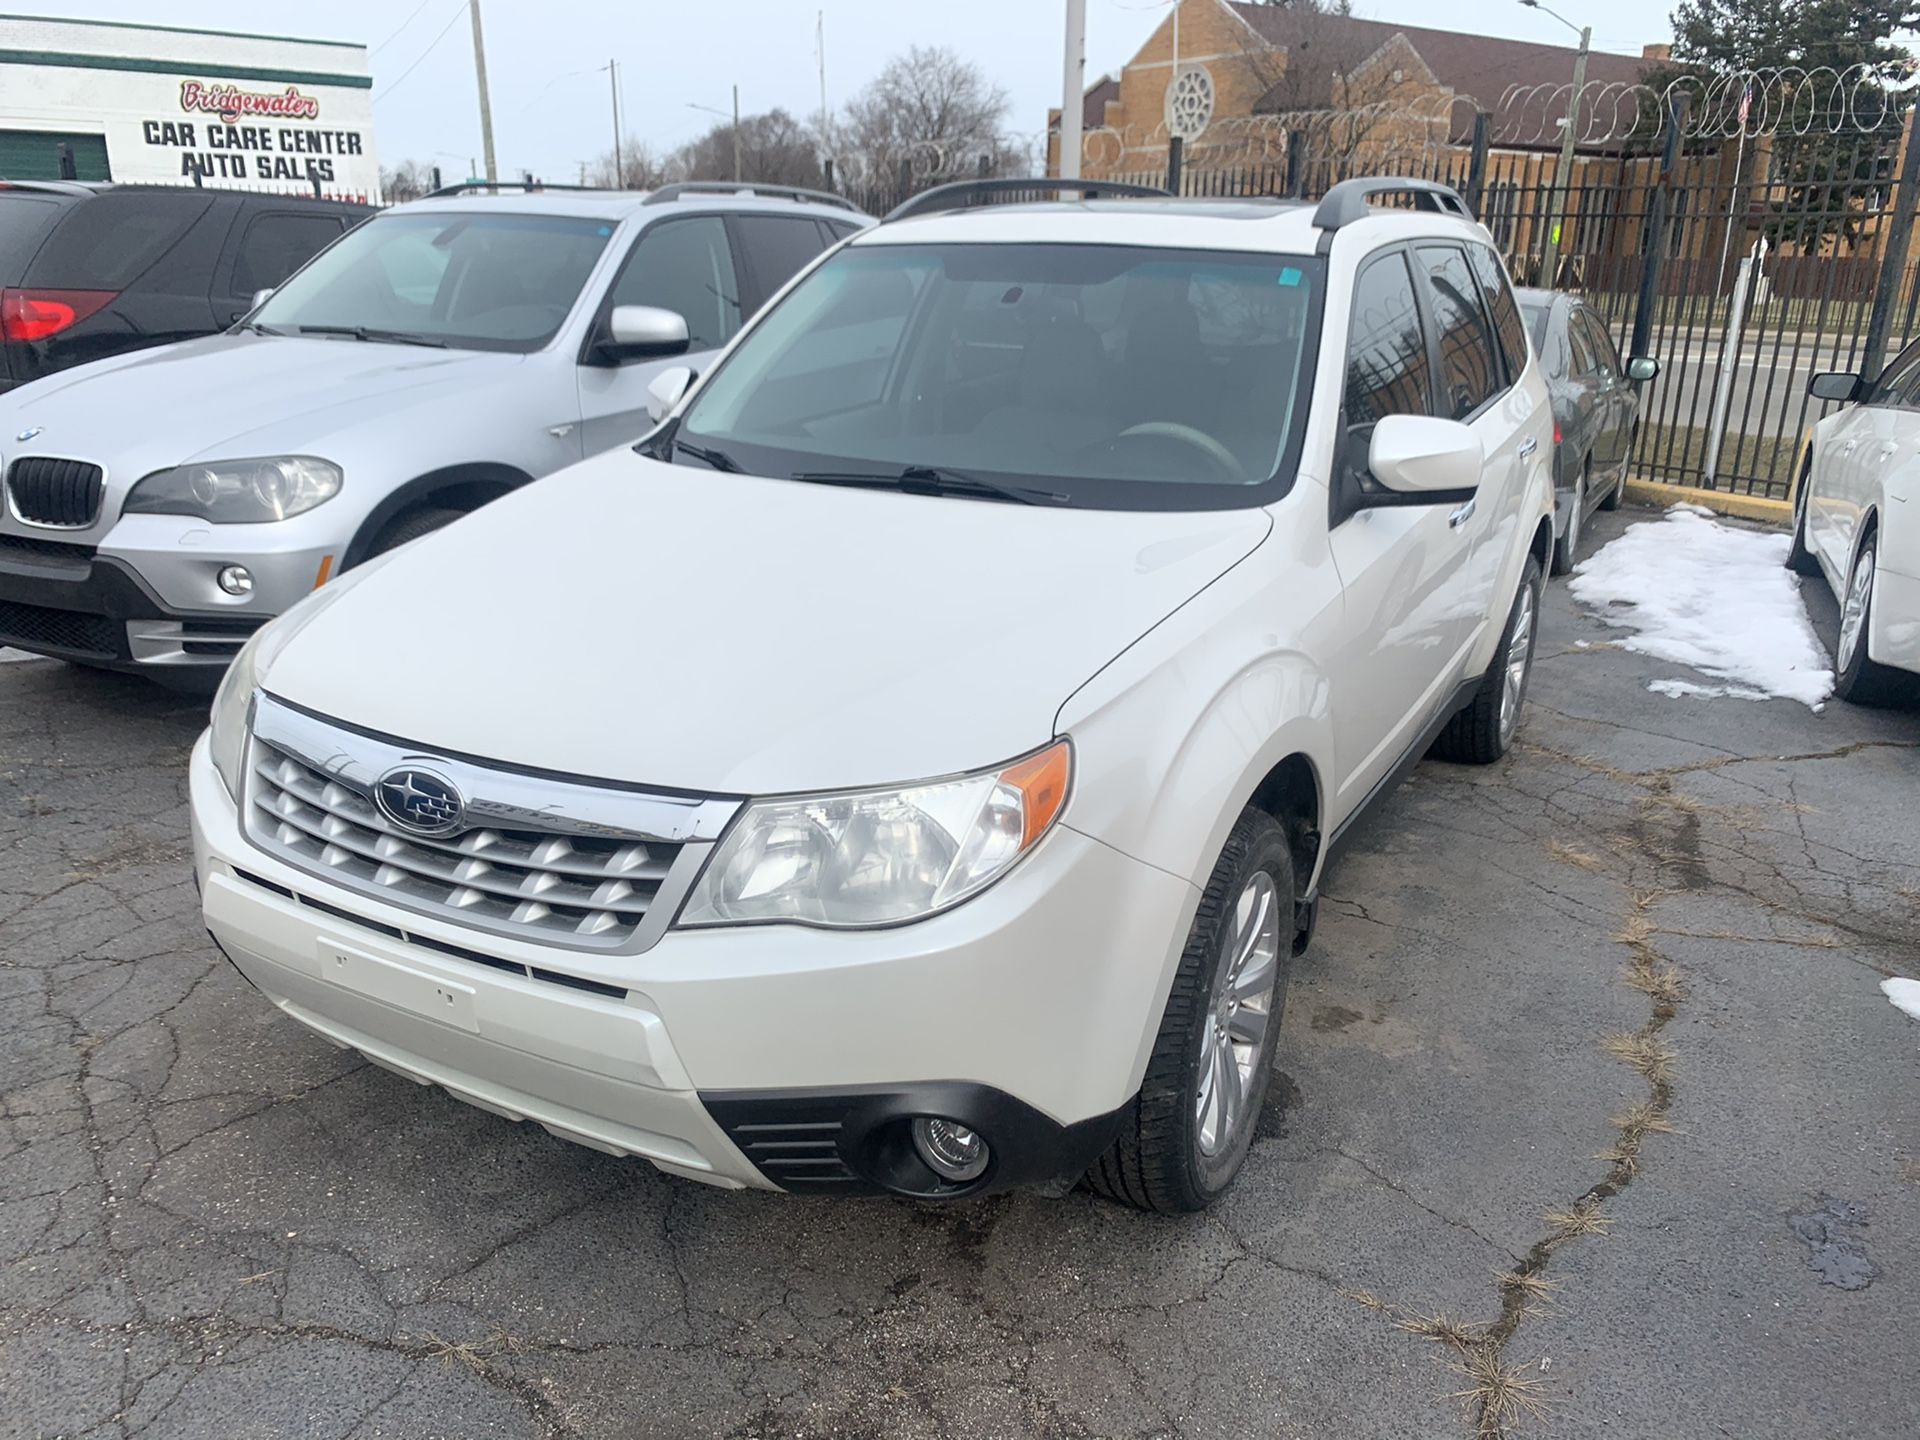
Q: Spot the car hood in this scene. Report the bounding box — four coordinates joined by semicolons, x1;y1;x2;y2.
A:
263;450;1272;795
2;333;527;473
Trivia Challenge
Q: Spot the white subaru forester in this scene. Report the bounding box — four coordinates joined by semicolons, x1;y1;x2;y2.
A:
190;178;1554;1212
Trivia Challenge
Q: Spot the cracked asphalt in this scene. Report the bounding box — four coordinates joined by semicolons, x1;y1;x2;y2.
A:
3;507;1918;1439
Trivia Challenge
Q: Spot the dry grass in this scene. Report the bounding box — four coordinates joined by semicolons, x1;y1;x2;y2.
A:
421;1330;519;1373
1601;1030;1676;1084
1543;1202;1614;1239
1450;1345;1553;1436
1620;961;1686;1006
1546;840;1606;872
1610;1102;1678;1140
1339;1286;1392;1314
1497;1270;1561;1311
1394;1309;1483;1350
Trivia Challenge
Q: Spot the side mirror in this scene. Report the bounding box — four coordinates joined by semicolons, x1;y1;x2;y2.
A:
599;304;689;363
1626;355;1660;383
645;365;695;424
1809;371;1862;403
250;287;274;312
1368;415;1483;497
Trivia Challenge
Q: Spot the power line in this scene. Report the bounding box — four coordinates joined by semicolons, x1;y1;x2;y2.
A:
372;0;439;57
374;1;470;104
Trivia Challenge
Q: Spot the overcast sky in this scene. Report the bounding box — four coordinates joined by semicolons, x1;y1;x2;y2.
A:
27;0;1681;180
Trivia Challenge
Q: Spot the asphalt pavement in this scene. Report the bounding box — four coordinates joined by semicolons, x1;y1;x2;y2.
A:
2;507;1917;1439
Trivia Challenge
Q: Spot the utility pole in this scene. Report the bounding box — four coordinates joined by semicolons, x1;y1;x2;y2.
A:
732;84;742;182
609;60;622;186
816;10;830;179
1521;1;1587;287
1059;0;1086;180
469;0;498;183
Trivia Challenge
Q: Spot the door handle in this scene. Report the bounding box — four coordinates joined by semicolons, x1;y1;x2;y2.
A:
1448;497;1477;529
1518;436;1539;458
1877;442;1898;457
1841;440;1857;455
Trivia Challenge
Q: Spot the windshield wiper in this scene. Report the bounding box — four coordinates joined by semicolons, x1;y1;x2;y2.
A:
235;320;284;336
295;324;447;348
789;465;1068;506
673;439;740;473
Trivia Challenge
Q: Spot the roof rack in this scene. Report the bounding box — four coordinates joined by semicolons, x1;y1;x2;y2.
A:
425;181;610;197
643;182;861;213
1310;178;1472;232
882;178;1170;223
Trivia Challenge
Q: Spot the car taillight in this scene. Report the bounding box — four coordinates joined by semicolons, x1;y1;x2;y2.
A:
1553;420;1563;448
1;288;118;343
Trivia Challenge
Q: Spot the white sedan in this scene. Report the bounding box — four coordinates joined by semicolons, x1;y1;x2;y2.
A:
1790;360;1920;703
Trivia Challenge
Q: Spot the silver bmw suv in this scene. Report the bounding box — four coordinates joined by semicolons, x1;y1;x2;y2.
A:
0;182;868;685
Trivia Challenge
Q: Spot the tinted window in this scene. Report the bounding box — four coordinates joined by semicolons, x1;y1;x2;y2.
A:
25;191;213;288
1343;251;1433;427
1871;339;1920;406
0;195;62;283
1467;244;1530;381
1567;313;1599;377
1416;244;1501;419
609;216;741;351
1519;299;1550;351
1578;310;1621;379
253;211;612;353
675;242;1323;511
232;213;345;297
734;214;830;301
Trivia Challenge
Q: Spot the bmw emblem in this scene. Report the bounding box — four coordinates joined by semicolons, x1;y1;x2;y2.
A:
373;766;466;837
15;427;41;443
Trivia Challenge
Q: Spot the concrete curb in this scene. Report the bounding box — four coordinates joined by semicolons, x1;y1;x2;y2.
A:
1623;477;1792;526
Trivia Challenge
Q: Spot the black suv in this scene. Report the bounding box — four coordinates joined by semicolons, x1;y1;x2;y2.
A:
0;183;373;394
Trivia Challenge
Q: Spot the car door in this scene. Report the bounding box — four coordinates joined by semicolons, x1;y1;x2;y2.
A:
1324;247;1486;816
1414;241;1528;649
575;213;746;454
1561;302;1607;476
1813;344;1915;579
1575;306;1629;473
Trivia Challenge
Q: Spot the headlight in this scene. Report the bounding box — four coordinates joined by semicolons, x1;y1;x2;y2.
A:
207;626;264;800
126;456;341;522
678;741;1071;929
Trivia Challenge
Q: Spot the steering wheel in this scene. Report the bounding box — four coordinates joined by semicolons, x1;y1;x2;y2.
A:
1112;422;1246;482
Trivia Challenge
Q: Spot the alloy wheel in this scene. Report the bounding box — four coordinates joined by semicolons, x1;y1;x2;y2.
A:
1194;870;1282;1157
1498;579;1537;746
1839;543;1874;672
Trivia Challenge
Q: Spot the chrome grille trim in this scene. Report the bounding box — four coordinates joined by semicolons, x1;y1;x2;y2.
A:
242;694;737;954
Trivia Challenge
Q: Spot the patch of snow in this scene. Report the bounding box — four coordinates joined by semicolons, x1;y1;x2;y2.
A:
0;648;43;664
1647;678;1770;701
1569;508;1833;707
1668;501;1717;518
1884;977;1920;1024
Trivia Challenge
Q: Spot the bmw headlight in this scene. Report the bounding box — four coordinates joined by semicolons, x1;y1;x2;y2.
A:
126;456;342;523
679;741;1071;929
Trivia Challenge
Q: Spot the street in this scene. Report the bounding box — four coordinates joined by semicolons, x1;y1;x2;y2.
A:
2;508;1917;1439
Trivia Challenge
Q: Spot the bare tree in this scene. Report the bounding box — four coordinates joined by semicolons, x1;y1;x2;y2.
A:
379;158;436;202
673;108;824;187
835;45;1022;188
590;141;674;190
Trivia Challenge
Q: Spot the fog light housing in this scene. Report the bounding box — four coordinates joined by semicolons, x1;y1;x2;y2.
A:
217;565;253;596
911;1117;990;1184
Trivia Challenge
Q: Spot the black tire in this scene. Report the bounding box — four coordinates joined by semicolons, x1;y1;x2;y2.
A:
1831;531;1903;706
1431;552;1544;765
1550;459;1589;576
1087;809;1295;1213
369;505;465;557
1785;456;1821;577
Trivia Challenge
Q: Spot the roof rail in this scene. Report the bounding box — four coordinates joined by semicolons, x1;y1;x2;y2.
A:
425;181;609;197
643;182;861;213
1310;178;1473;232
882;178;1170;223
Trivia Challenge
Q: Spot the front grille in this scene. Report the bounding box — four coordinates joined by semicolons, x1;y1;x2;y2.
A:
0;598;119;658
6;458;104;528
247;739;687;948
0;531;94;567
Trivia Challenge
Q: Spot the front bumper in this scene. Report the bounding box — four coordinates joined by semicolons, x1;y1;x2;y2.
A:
191;735;1198;1195
0;513;340;672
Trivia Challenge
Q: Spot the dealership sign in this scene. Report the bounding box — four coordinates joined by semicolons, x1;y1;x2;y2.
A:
178;80;321;124
140;78;365;183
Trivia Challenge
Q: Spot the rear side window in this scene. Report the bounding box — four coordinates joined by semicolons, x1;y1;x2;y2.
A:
0;196;62;283
232;212;346;297
608;215;741;350
25;191;214;289
1343;250;1433;425
1415;244;1501;420
1567;313;1599;377
1577;309;1621;380
733;214;831;302
1466;244;1529;383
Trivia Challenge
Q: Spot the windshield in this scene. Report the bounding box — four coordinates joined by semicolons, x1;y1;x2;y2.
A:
670;241;1324;510
252;210;614;352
